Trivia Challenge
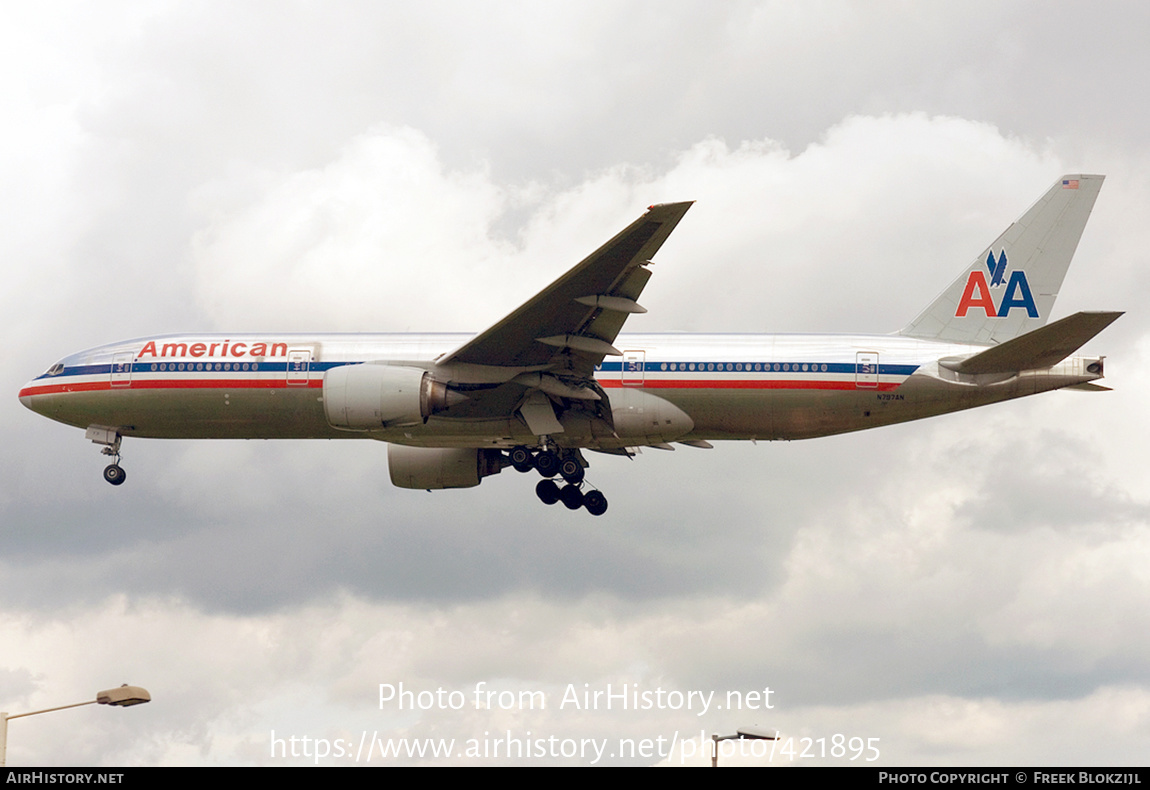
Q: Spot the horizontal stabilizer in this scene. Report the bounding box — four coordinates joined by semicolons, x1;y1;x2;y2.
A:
942;311;1122;374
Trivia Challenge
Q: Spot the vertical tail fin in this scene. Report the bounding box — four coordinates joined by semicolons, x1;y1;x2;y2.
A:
900;174;1104;345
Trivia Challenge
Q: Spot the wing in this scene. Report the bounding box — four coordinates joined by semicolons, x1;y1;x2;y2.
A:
437;202;693;377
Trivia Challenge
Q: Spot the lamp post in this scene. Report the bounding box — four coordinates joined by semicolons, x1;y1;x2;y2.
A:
711;725;778;767
1;685;151;766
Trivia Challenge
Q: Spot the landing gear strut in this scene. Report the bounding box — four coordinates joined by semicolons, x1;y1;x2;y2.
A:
86;426;126;486
514;445;607;516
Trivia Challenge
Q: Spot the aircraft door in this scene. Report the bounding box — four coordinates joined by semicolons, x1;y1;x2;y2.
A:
110;353;133;388
622;350;645;387
855;352;879;389
287;349;312;386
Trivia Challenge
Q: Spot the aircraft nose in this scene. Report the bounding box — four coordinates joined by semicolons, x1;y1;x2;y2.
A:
19;381;39;412
20;361;66;414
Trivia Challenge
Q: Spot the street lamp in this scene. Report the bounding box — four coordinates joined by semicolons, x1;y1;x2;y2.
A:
711;725;778;767
1;685;151;766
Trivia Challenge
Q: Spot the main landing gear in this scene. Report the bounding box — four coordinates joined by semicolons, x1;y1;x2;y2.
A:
86;426;126;486
511;445;607;516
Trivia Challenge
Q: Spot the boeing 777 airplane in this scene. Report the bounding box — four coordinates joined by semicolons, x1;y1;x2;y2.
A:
20;175;1120;515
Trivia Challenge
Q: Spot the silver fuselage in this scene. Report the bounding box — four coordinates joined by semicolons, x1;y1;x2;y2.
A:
18;331;1103;448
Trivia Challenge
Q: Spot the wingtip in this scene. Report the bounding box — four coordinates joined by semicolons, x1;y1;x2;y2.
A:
646;200;695;212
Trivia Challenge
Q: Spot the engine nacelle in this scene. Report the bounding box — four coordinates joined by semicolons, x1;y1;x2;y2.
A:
323;364;455;430
388;445;504;489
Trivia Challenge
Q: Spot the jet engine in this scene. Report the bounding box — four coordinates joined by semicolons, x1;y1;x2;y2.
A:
388;445;504;489
323;364;460;430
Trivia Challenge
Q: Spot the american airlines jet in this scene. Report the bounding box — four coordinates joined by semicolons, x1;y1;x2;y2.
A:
19;175;1120;516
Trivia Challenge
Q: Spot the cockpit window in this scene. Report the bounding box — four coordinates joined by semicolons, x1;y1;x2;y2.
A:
45;363;65;376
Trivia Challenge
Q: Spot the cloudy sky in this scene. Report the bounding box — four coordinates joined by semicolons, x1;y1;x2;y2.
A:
3;1;1149;766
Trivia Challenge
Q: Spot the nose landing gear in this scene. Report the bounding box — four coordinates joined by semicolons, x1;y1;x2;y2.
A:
86;425;126;486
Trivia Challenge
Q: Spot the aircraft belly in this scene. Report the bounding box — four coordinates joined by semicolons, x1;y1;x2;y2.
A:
657;369;1075;442
658;386;898;440
26;387;343;440
653;389;775;439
